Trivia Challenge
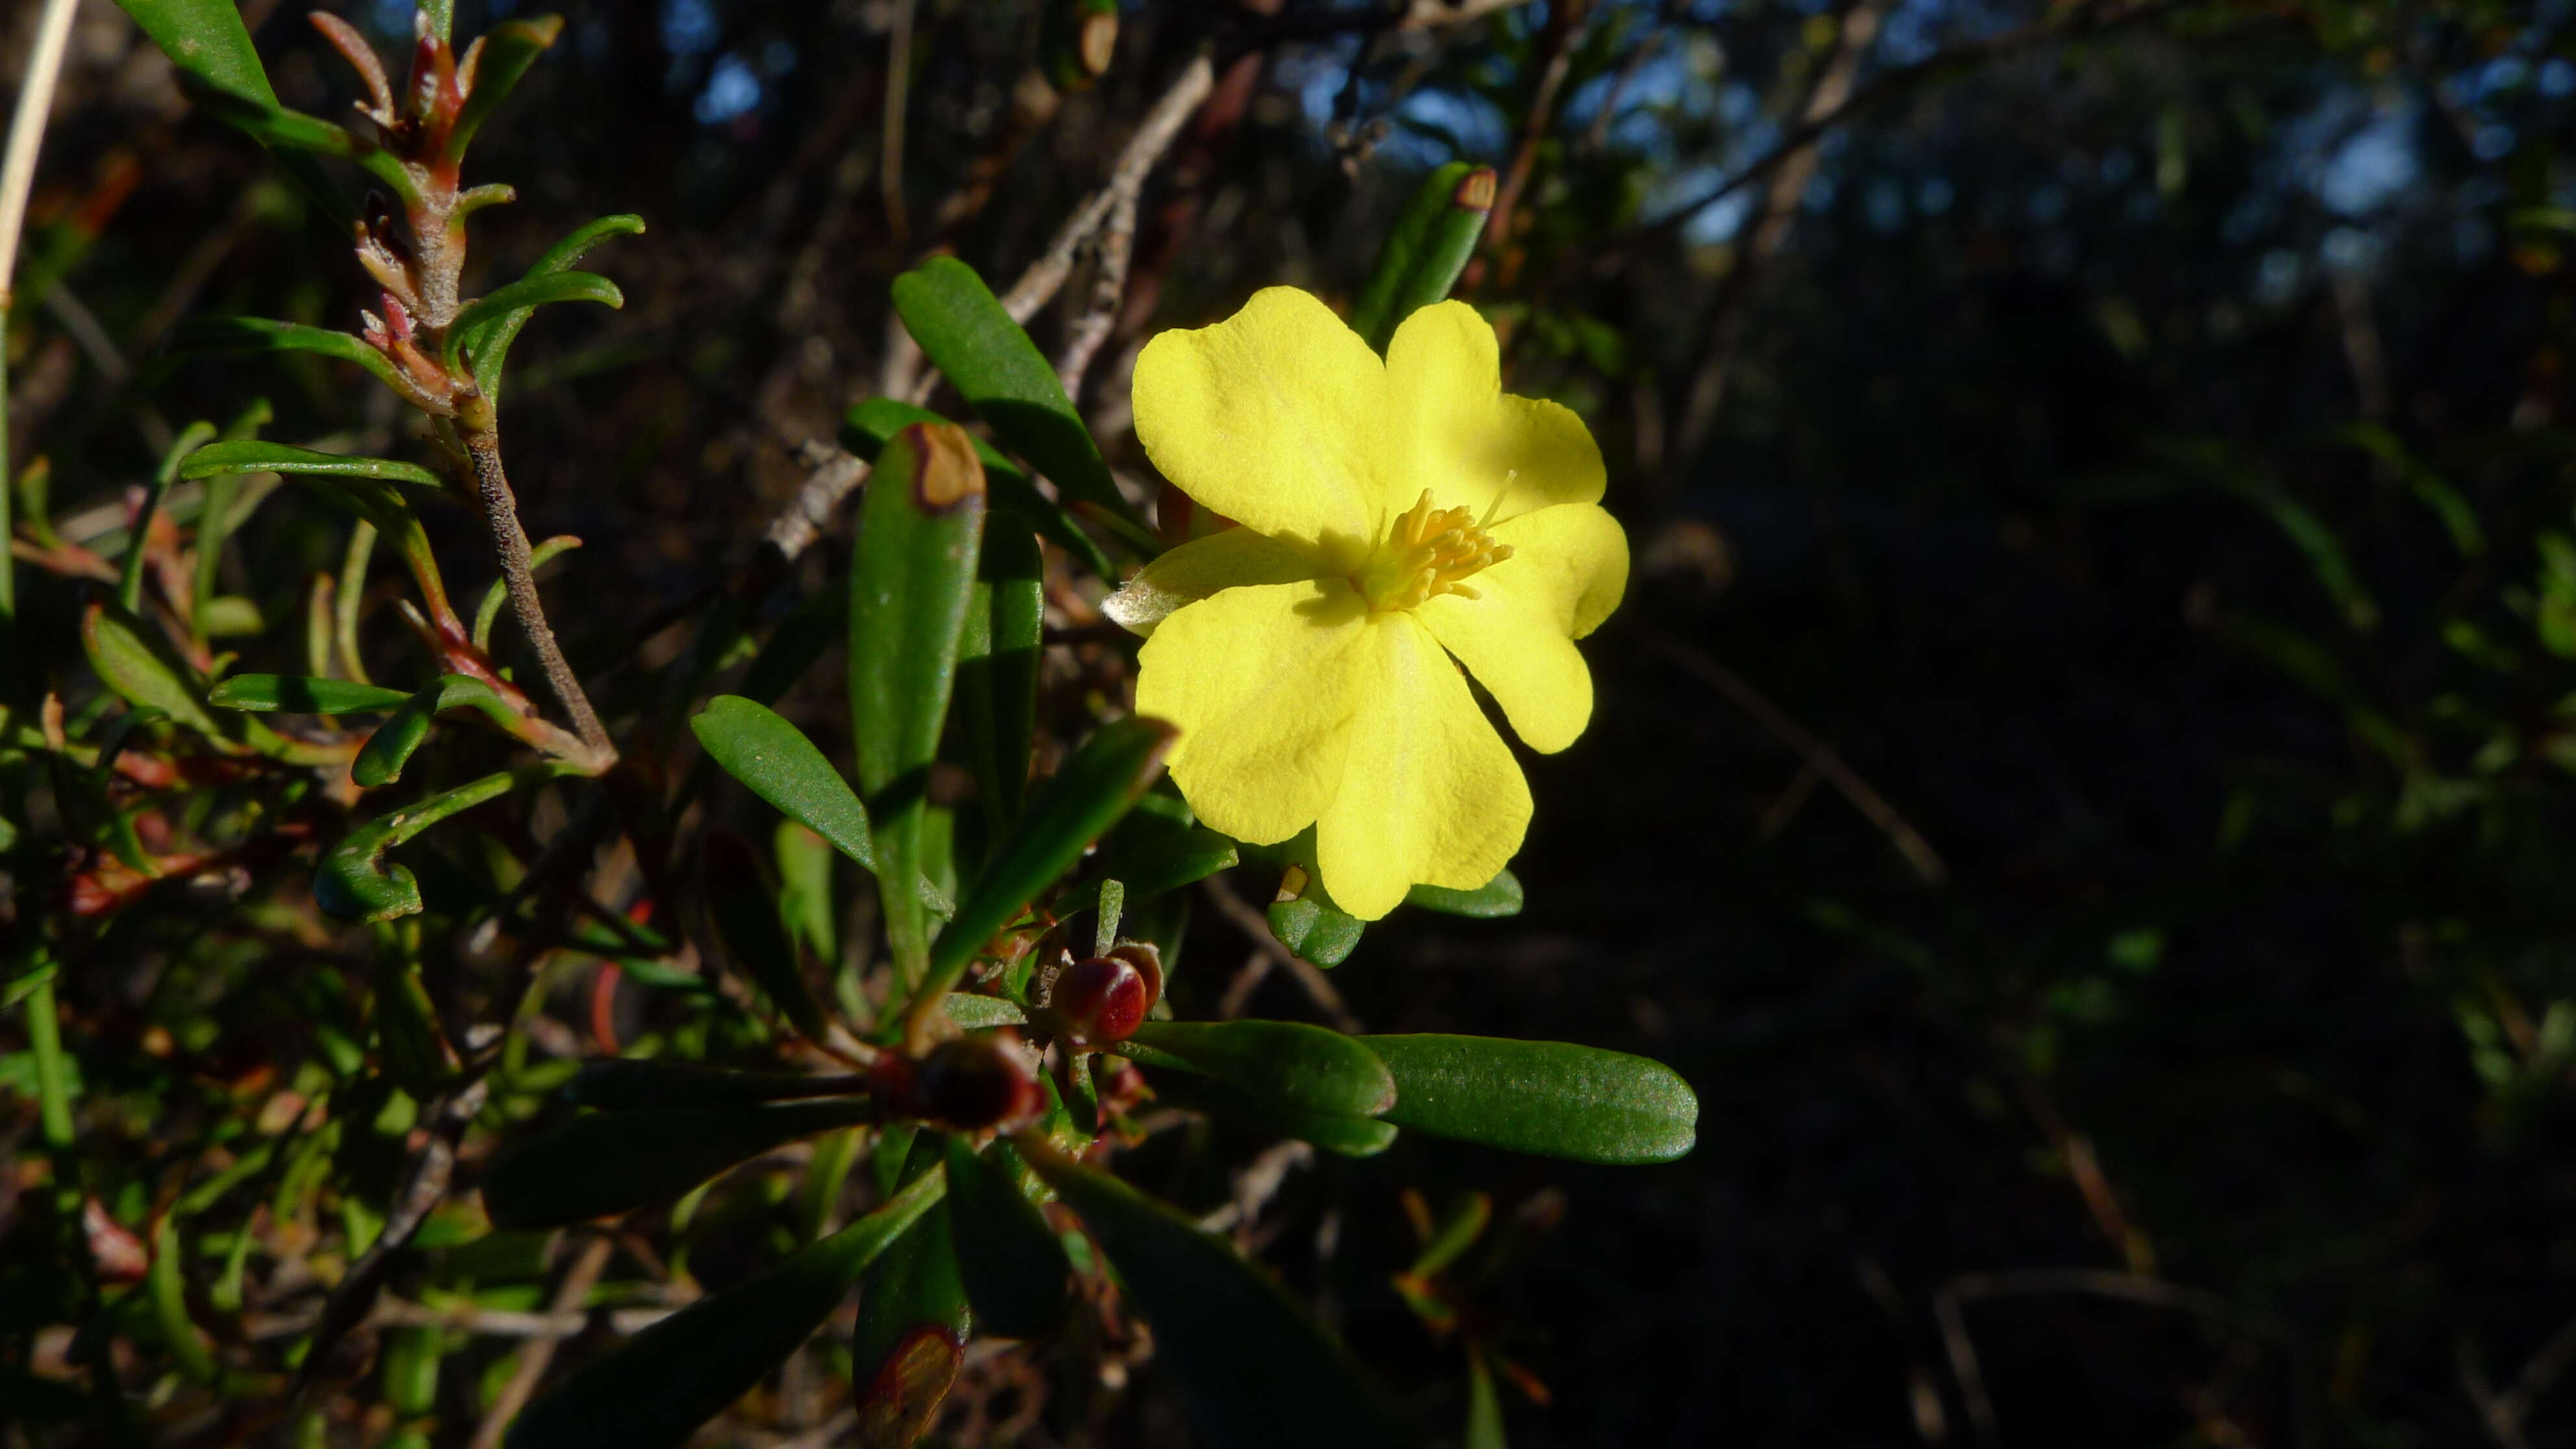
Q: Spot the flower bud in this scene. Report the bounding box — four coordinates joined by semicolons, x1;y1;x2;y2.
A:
908;1035;1045;1133
1048;956;1149;1046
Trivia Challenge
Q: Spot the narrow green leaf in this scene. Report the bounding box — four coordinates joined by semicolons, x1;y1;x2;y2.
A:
316;766;553;921
182;86;412;199
704;827;833;1044
352;675;524;788
482;1098;878;1229
844;399;1115;579
691;696;874;869
169;317;404;393
1406;869;1523;919
956;517;1045;834
943;1135;1069;1338
1358;1035;1697;1165
81;603;220;736
1122;1019;1396;1119
941;994;1027;1029
888;257;1142;532
112;0;352;220
854;1136;971;1402
928;716;1175;989
504;1169;945;1449
852;424;988;984
564;1059;870;1111
1465;1350;1506;1449
775;819;837;962
460;214;645;401
1145;1073;1398;1158
180;440;445;491
1350;161;1497;354
121;421;217;615
1023;1144;1411;1449
445;271;623;372
447;16;564;160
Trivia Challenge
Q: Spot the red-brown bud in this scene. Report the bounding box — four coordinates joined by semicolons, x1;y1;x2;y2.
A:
1037;941;1162;1048
907;1035;1045;1133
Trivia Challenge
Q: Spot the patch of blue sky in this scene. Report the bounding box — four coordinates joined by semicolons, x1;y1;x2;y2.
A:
2542;58;2576;99
2312;103;2420;217
662;0;718;57
1391;88;1509;164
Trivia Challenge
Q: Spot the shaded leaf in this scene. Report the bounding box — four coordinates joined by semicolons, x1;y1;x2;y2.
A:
316;767;550;921
703;826;833;1044
482;1098;878;1229
1022;1143;1411;1449
943;1135;1069;1338
844;399;1115;579
169;317;404;393
565;1059;871;1111
1406;869;1524;919
352;675;523;788
1122;1019;1396;1119
1349;161;1497;354
504;1169;945;1449
81;603;220;737
1358;1035;1696;1165
955;516;1045;835
447;16;563;160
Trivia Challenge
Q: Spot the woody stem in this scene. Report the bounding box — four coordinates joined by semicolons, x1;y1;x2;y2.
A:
463;425;615;770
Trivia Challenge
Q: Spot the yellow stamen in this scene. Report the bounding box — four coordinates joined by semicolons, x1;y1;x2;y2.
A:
1357;490;1514;612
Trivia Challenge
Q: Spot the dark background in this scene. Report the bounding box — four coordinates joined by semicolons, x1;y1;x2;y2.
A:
7;0;2575;1444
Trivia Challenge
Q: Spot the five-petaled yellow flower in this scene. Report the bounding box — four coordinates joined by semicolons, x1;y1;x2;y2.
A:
1106;288;1628;921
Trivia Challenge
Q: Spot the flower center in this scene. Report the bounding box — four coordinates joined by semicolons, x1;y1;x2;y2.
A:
1356;490;1513;613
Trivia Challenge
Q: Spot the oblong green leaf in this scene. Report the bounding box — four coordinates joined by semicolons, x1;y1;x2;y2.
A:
844;399;1115;579
852;423;988;981
447;16;562;160
854;1135;970;1413
1146;1073;1398;1158
928;715;1175;988
690;696;874;869
1022;1144;1409;1449
1122;1019;1396;1119
81;603;220;737
1405;869;1523;919
180;440;445;491
482;1098;878;1229
1349;161;1496;354
446;270;623;371
170;317;404;391
1269;893;1365;968
353;675;521;788
504;1168;945;1449
702;826;832;1044
956;517;1045;834
113;0;353;221
1358;1035;1696;1165
1096;826;1239;899
888;257;1141;532
940;994;1027;1029
943;1135;1069;1338
565;1059;870;1111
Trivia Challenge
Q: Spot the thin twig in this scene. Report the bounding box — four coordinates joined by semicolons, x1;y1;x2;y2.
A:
1054;185;1141;399
1198;878;1359;1032
997;54;1217;325
1933;1269;2240;1446
1483;0;1588;251
880;0;914;243
469;1234;615;1449
462;427;615;769
765;439;871;565
1644;630;1946;884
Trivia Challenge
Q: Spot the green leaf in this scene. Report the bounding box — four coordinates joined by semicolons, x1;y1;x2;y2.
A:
482;1098;878;1229
1357;1035;1696;1165
703;827;832;1044
1122;1019;1396;1120
179;440;446;491
1406;869;1523;919
940;994;1028;1029
182;86;412;201
928;716;1175;989
564;1059;871;1111
1095;826;1239;899
351;675;524;788
854;1136;971;1404
316;767;552;921
447;16;563;160
81;603;220;737
1349;161;1496;354
851;423;988;984
1465;1350;1506;1449
169;317;406;393
458;214;645;401
504;1168;945;1449
691;696;874;869
1269;893;1366;968
943;1135;1069;1338
112;0;354;219
887;257;1142;533
844;399;1116;579
1022;1144;1410;1449
445;270;623;372
956;517;1045;835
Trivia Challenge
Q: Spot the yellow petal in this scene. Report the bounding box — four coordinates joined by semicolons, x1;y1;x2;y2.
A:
1314;615;1531;920
1132;288;1385;558
1381;301;1606;525
1415;502;1629;754
1102;526;1322;637
1137;578;1373;847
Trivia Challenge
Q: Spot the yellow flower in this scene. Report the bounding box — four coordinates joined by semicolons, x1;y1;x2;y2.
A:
1107;288;1628;921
